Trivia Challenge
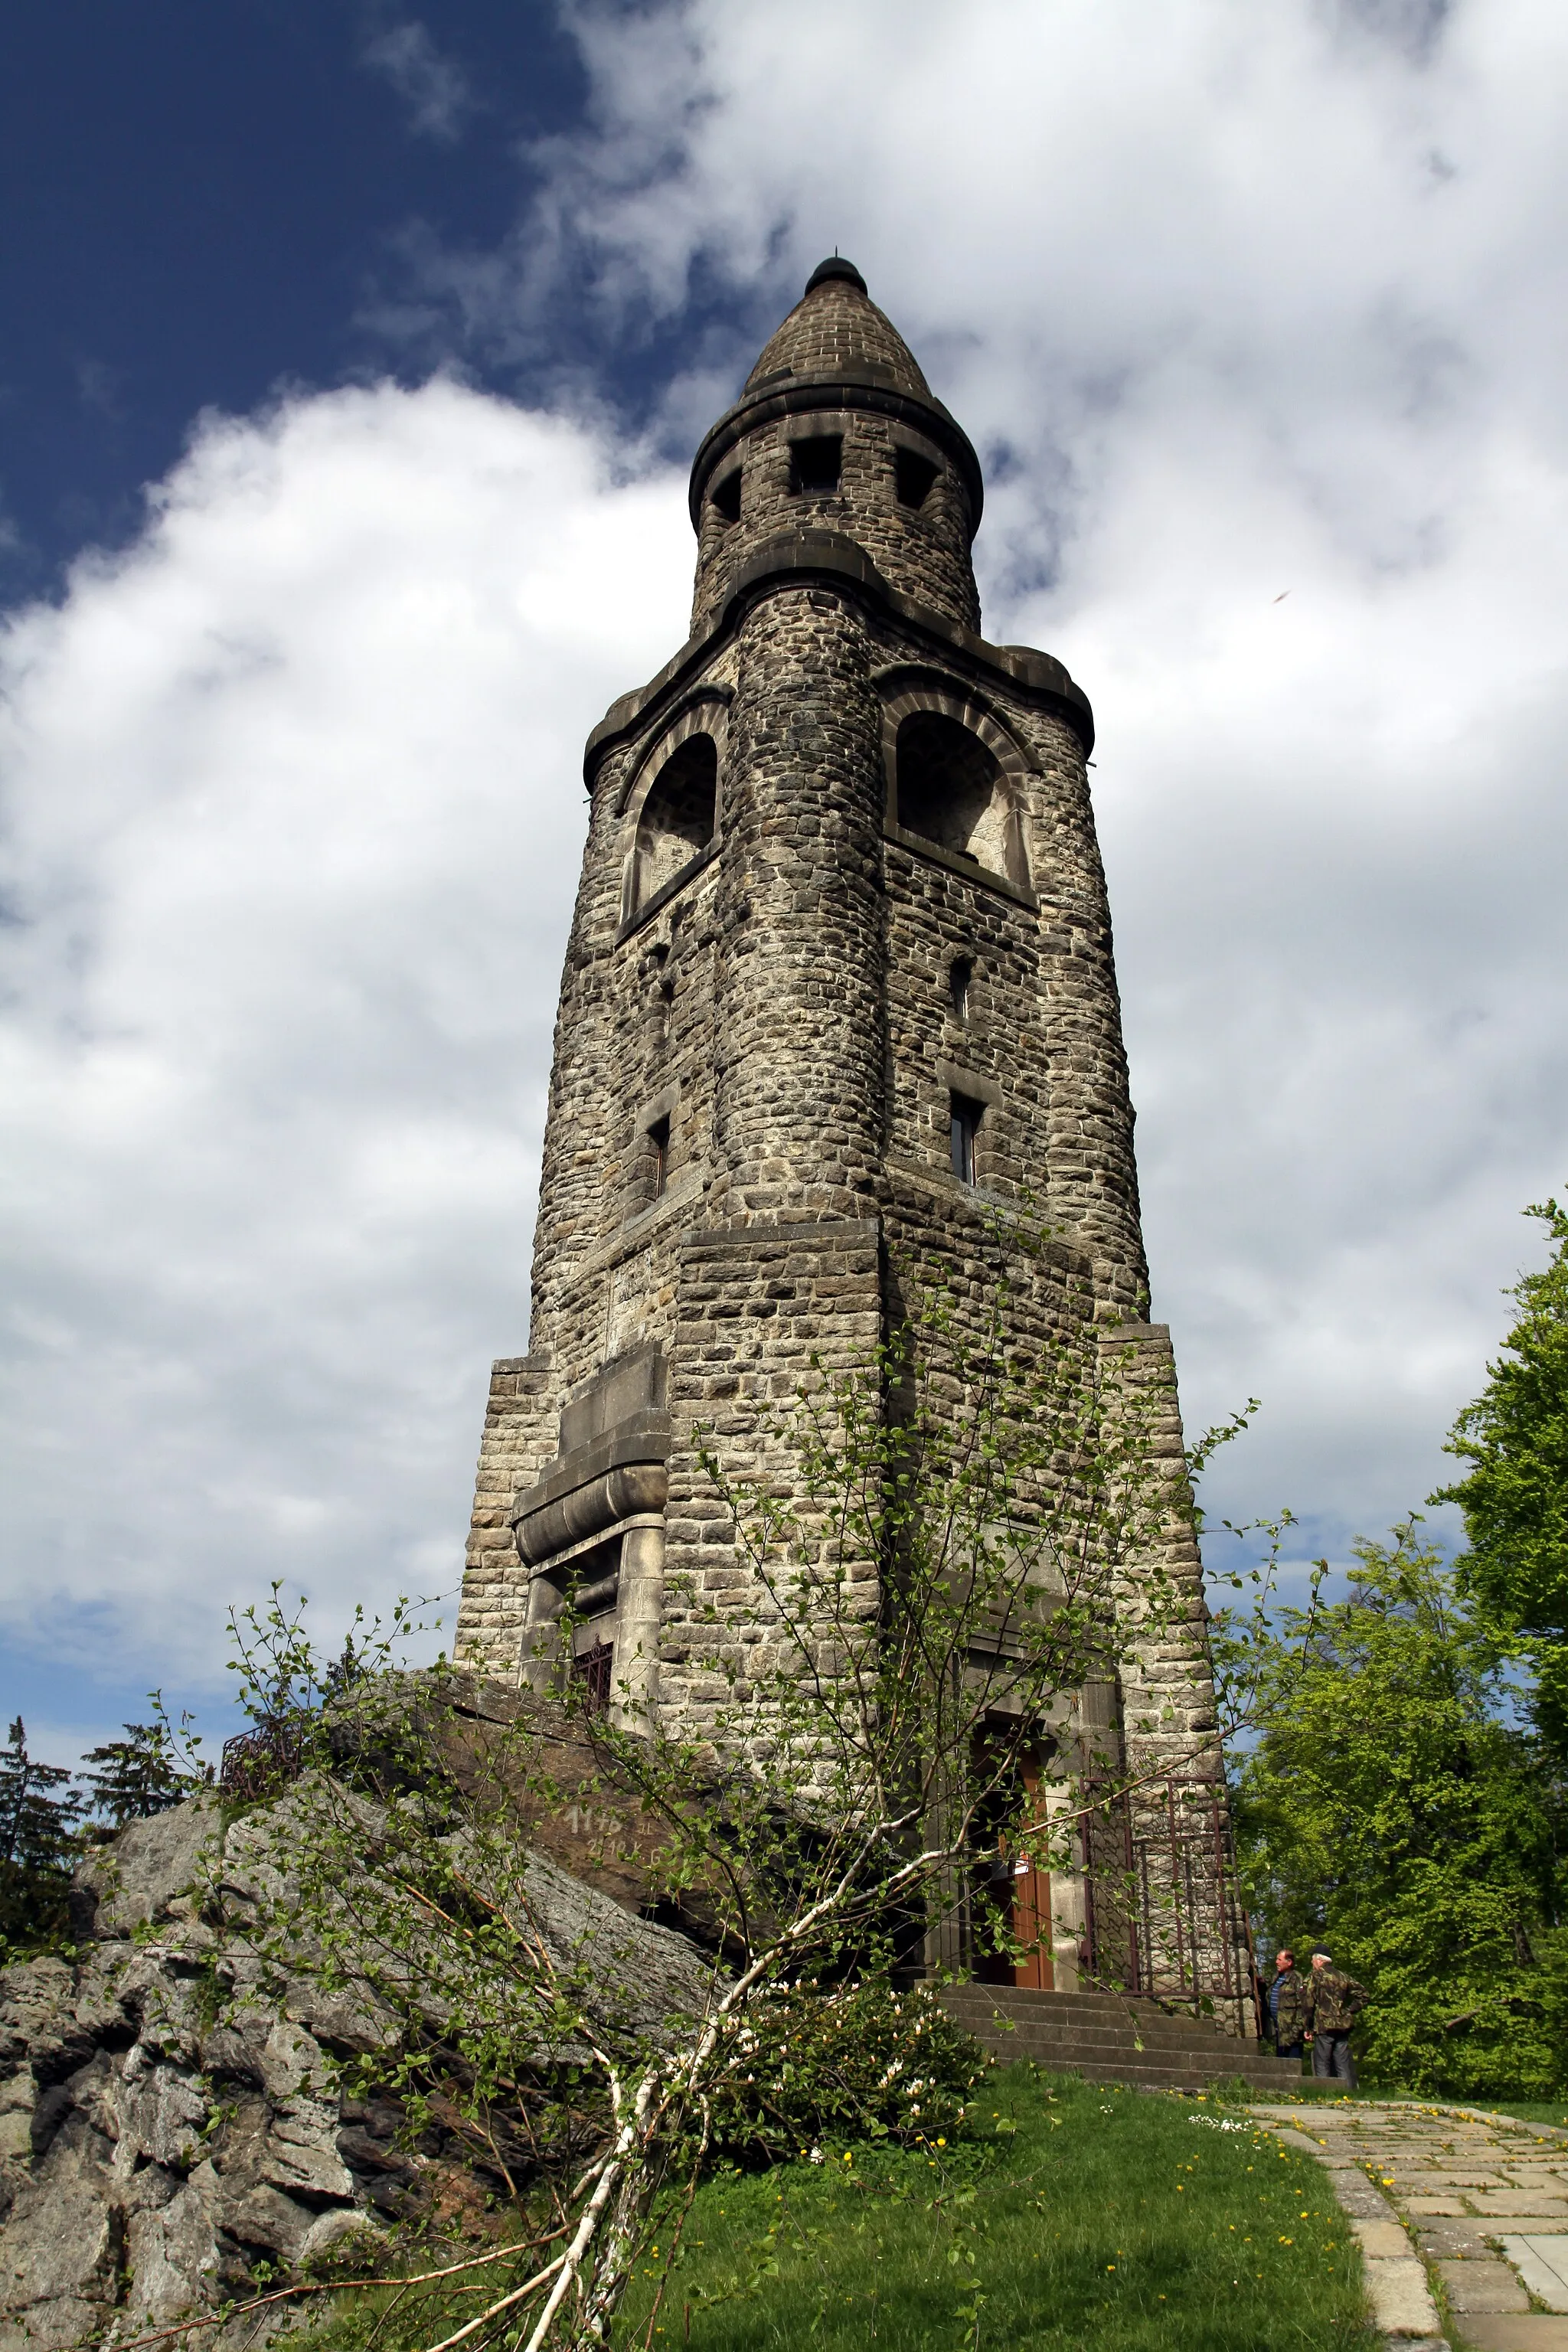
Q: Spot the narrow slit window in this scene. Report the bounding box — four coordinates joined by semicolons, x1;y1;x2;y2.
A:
573;1639;614;1716
648;1115;670;1199
949;956;974;1020
895;448;939;509
710;469;742;524
789;435;841;495
950;1094;982;1185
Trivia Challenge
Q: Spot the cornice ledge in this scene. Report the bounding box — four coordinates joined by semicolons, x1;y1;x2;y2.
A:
583;540;1094;784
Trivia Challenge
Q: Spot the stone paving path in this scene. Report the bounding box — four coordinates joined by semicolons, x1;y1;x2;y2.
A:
1253;2100;1568;2351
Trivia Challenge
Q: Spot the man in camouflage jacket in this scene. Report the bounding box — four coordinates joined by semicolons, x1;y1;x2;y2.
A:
1269;1949;1310;2060
1308;1947;1370;2085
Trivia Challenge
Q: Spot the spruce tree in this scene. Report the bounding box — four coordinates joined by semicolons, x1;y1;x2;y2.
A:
81;1714;202;1828
0;1718;83;1954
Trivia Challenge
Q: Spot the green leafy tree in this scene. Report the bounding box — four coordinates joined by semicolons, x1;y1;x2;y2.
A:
1223;1521;1568;2096
1436;1194;1568;1756
0;1717;83;1955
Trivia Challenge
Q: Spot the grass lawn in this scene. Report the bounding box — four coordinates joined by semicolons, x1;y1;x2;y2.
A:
619;2067;1376;2350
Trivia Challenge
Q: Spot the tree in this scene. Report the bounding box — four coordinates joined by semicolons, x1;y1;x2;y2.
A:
81;1704;209;1829
213;1227;1200;2350
1222;1521;1568;2097
0;1717;83;1955
1436;1194;1568;1759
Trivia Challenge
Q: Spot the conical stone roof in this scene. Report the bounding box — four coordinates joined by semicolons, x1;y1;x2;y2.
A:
743;256;933;399
688;258;982;537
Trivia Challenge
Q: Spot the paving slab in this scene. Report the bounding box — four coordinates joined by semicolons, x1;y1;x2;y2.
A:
1416;2224;1501;2261
1449;2320;1568;2350
1472;2194;1568;2219
1357;2220;1418;2259
1500;2239;1568;2314
1436;2260;1530;2314
1365;2255;1446;2337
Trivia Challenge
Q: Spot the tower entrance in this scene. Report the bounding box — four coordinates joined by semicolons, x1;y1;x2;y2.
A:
971;1740;1057;1992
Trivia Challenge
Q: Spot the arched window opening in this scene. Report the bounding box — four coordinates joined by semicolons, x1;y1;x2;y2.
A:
895;712;1020;883
632;735;717;913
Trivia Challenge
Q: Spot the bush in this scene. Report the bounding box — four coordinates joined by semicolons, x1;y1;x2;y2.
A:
704;1980;985;2164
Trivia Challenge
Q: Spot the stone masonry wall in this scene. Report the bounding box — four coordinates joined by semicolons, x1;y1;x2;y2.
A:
457;1354;554;1674
658;1218;882;1760
694;411;978;637
704;587;887;1222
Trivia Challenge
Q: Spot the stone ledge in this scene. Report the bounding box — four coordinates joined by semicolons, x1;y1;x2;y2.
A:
583;541;1093;788
677;1216;880;1259
886;825;1039;910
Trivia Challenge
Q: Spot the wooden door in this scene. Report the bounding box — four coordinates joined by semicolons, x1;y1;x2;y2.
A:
1010;1751;1054;1991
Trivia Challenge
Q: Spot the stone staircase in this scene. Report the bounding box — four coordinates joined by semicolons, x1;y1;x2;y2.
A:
939;1981;1305;2092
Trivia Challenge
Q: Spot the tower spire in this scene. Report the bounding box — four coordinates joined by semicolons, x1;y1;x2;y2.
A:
688;260;983;635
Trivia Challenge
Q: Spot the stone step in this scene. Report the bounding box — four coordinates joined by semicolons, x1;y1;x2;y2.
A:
975;2041;1296;2084
1047;2060;1292;2089
945;2014;1275;2058
942;1984;1242;2020
970;2045;1299;2089
941;1998;1250;2046
942;2000;1251;2043
937;1984;1302;2090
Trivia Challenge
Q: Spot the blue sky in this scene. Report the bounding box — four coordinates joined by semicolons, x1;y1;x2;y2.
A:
3;0;1567;1769
2;5;580;589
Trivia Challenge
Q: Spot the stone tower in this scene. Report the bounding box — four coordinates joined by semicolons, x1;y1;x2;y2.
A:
454;260;1226;1986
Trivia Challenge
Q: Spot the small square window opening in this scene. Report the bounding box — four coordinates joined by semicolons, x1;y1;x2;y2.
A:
710;469;742;524
789;435;841;495
950;1094;982;1185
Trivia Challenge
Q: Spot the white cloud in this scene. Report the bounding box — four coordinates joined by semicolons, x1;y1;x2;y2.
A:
361;18;473;143
417;0;1568;1553
0;381;691;1699
7;0;1568;1744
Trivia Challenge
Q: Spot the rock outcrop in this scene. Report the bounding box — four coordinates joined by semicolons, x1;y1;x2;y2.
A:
0;1690;715;2352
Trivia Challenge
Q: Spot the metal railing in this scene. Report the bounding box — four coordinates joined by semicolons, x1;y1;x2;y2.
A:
1077;1772;1250;2016
220;1716;309;1801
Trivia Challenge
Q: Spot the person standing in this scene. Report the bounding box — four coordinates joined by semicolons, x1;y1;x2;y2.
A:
1269;1949;1310;2062
1307;1947;1370;2085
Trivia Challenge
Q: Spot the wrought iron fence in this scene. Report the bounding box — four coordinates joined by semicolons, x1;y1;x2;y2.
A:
220;1715;310;1802
1077;1772;1254;2020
